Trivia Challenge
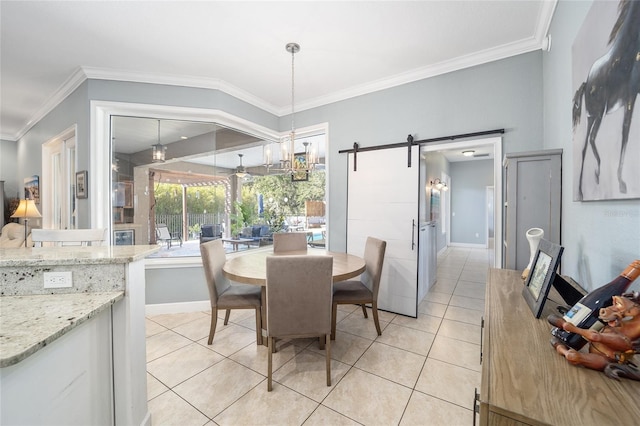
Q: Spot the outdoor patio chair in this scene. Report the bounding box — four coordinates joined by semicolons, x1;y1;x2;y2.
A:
156;224;182;248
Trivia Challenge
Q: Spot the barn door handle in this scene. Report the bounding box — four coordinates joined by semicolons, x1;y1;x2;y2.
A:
411;219;416;250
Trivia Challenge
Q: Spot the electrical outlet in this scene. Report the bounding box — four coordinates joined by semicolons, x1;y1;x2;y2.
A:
44;271;73;288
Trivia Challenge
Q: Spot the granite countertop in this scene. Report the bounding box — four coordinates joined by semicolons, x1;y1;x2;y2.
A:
0;245;160;267
0;292;124;367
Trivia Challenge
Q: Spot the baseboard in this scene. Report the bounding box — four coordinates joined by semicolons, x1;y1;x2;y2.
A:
448;242;487;249
145;300;210;316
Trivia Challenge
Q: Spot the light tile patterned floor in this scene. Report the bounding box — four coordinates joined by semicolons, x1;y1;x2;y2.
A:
146;247;491;425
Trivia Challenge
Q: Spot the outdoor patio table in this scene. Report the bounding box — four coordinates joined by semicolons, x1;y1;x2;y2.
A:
222;248;366;345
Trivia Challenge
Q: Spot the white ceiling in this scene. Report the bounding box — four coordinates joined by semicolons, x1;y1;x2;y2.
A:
1;1;556;142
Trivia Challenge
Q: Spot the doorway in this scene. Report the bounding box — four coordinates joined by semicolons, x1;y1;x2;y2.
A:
421;137;502;267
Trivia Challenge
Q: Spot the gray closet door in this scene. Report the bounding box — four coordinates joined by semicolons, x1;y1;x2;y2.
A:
503;149;562;270
347;146;419;317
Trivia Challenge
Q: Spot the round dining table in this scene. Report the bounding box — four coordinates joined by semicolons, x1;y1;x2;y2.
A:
222;247;366;345
222;247;366;286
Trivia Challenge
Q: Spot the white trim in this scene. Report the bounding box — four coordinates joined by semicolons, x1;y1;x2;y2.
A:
421;136;502;268
145;300;210;316
41;125;78;230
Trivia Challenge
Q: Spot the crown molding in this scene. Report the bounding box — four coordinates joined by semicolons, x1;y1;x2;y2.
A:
290;36;545;115
81;67;281;116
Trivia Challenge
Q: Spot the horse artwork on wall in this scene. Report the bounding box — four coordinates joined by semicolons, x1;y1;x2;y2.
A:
572;0;640;201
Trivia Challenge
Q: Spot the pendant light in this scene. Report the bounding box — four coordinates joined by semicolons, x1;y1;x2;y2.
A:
152;120;166;163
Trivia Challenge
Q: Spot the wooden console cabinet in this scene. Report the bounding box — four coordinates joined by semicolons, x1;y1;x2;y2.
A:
477;268;640;425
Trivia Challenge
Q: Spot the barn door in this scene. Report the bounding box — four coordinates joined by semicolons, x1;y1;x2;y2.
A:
347;146;419;317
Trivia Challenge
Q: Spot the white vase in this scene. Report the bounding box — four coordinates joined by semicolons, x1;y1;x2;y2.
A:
522;228;544;280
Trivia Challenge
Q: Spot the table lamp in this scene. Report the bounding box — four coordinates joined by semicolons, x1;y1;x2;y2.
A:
10;199;41;247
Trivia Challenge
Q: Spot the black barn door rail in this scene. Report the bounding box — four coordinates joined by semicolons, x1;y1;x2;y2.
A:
339;129;505;171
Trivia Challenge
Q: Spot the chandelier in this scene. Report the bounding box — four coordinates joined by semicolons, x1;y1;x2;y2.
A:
263;43;318;175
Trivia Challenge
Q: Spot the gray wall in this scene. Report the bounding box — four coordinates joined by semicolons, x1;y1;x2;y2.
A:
450;160;493;245
293;51;543;252
542;0;640;291
146;267;209;305
1;139;19;199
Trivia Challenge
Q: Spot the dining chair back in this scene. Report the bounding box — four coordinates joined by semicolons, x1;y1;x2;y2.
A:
273;232;307;252
200;240;262;345
31;228;107;247
265;254;333;391
331;236;387;340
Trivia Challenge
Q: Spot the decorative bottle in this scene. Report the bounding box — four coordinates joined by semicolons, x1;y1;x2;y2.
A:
549;260;640;350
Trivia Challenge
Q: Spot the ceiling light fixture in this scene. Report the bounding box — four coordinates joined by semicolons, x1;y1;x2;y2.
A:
462;150;475;157
235;153;249;178
152;120;166;163
430;178;449;191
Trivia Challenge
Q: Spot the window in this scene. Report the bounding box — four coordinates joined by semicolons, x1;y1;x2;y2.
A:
108;113;327;257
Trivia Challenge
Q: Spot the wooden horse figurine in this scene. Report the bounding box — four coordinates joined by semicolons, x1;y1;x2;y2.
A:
549;292;640;381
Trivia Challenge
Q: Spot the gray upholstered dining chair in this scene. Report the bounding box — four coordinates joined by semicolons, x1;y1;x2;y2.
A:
265;255;333;391
200;240;262;345
331;236;387;340
273;232;307;252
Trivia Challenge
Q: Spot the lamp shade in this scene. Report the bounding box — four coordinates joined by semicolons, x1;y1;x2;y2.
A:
11;199;42;219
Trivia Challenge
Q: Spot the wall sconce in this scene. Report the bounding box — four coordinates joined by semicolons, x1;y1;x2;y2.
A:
430;178;448;191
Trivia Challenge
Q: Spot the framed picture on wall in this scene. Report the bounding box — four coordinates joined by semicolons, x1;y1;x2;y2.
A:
76;171;88;199
24;175;40;203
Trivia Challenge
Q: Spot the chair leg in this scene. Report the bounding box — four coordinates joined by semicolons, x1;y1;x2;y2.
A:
267;336;273;391
371;302;382;336
361;304;368;318
224;309;231;325
325;335;331;386
318;335;325;350
208;308;218;345
255;307;262;345
331;301;338;340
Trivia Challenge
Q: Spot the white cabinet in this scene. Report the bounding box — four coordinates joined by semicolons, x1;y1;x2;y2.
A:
418;222;437;302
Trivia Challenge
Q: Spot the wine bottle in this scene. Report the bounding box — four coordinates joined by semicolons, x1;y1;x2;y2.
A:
550;260;640;350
